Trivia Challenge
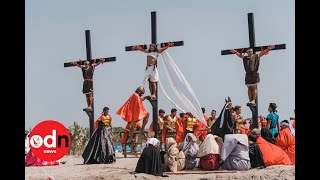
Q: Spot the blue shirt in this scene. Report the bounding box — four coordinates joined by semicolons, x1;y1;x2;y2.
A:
266;112;279;138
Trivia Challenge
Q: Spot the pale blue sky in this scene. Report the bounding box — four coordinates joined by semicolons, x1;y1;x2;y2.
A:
26;0;294;129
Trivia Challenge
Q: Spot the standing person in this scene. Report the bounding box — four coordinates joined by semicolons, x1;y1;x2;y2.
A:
230;46;275;106
207;110;217;129
185;113;199;137
133;43;173;99
233;105;250;134
175;112;186;145
148;109;165;139
163;108;178;141
116;86;151;143
266;103;280;138
82;107;116;164
71;58;105;110
211;97;235;139
196;108;210;141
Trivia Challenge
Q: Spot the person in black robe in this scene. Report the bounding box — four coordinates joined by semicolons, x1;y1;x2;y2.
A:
248;134;266;169
134;138;168;177
210;97;235;139
261;128;276;144
82;107;116;164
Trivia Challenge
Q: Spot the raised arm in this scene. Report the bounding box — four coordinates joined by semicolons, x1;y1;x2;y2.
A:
158;42;173;53
259;45;275;58
132;45;148;53
92;58;105;67
71;59;83;68
230;49;244;59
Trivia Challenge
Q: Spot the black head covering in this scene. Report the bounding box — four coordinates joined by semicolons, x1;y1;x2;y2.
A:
261;128;275;144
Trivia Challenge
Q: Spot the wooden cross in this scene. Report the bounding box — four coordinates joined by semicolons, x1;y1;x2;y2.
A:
221;13;286;129
64;30;116;136
125;11;184;138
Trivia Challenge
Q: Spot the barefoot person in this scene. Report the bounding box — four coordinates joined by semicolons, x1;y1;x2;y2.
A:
133;43;173;99
116;86;151;142
230;46;275;106
71;58;105;110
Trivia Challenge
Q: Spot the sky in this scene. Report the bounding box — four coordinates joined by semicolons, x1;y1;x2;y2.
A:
26;0;295;129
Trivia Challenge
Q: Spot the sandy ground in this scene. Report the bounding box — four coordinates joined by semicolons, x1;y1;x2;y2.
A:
25;152;295;180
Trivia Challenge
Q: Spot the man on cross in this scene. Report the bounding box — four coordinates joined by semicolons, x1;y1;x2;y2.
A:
133;42;173;99
230;45;275;106
71;58;105;110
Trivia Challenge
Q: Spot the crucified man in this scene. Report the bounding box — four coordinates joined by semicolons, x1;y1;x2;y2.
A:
230;45;275;106
71;58;105;110
132;42;173;99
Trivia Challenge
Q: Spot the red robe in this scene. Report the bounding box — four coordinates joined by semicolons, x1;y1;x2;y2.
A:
275;128;295;164
116;93;148;122
120;122;142;143
94;114;112;130
196;115;209;141
175;117;185;144
256;136;292;166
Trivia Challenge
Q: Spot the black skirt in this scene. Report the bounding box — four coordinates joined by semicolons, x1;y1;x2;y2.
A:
82;122;116;164
245;72;260;85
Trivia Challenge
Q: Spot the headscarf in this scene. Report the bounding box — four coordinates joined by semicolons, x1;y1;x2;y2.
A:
280;122;295;136
221;134;249;161
164;137;185;172
261;128;275;144
146;138;160;147
197;134;223;157
182;133;199;157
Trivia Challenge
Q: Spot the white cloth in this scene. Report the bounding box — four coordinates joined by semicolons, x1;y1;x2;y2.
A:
147;52;158;59
143;65;159;83
158;51;206;126
25;133;30;156
280;122;295;136
182;133;199;157
146;138;160;147
197;134;222;157
221;134;249;161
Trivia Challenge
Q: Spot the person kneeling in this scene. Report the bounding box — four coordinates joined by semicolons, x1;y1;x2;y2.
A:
164;137;185;172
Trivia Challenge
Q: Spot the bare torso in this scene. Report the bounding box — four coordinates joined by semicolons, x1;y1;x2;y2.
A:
147;56;157;66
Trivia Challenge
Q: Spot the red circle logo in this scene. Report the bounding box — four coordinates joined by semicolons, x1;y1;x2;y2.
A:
29;120;70;161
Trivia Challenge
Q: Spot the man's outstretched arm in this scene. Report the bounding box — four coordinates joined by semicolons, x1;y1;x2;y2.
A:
71;59;82;68
92;58;106;67
230;49;244;58
259;45;275;58
158;42;173;53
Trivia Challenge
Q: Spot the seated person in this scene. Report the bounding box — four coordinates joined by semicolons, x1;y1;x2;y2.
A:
164;137;185;172
255;129;292;166
182;133;199;170
261;128;275;144
220;134;251;170
248;134;266;169
134;138;166;177
197;134;223;170
275;120;295;164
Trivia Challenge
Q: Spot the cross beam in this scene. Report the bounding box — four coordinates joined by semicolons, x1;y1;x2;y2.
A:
64;30;116;136
221;13;286;129
125;11;184;139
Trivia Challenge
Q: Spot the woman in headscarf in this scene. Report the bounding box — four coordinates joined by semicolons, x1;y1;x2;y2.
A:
266;103;280;138
182;133;199;170
134;138;167;177
82;107;116;164
164;137;185;172
275;120;295;164
220;134;251;170
248;133;266;169
261;128;275;144
197;134;223;170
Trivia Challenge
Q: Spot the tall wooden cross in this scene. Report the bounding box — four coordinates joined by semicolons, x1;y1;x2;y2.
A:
64;30;116;136
221;13;286;129
125;11;184;138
